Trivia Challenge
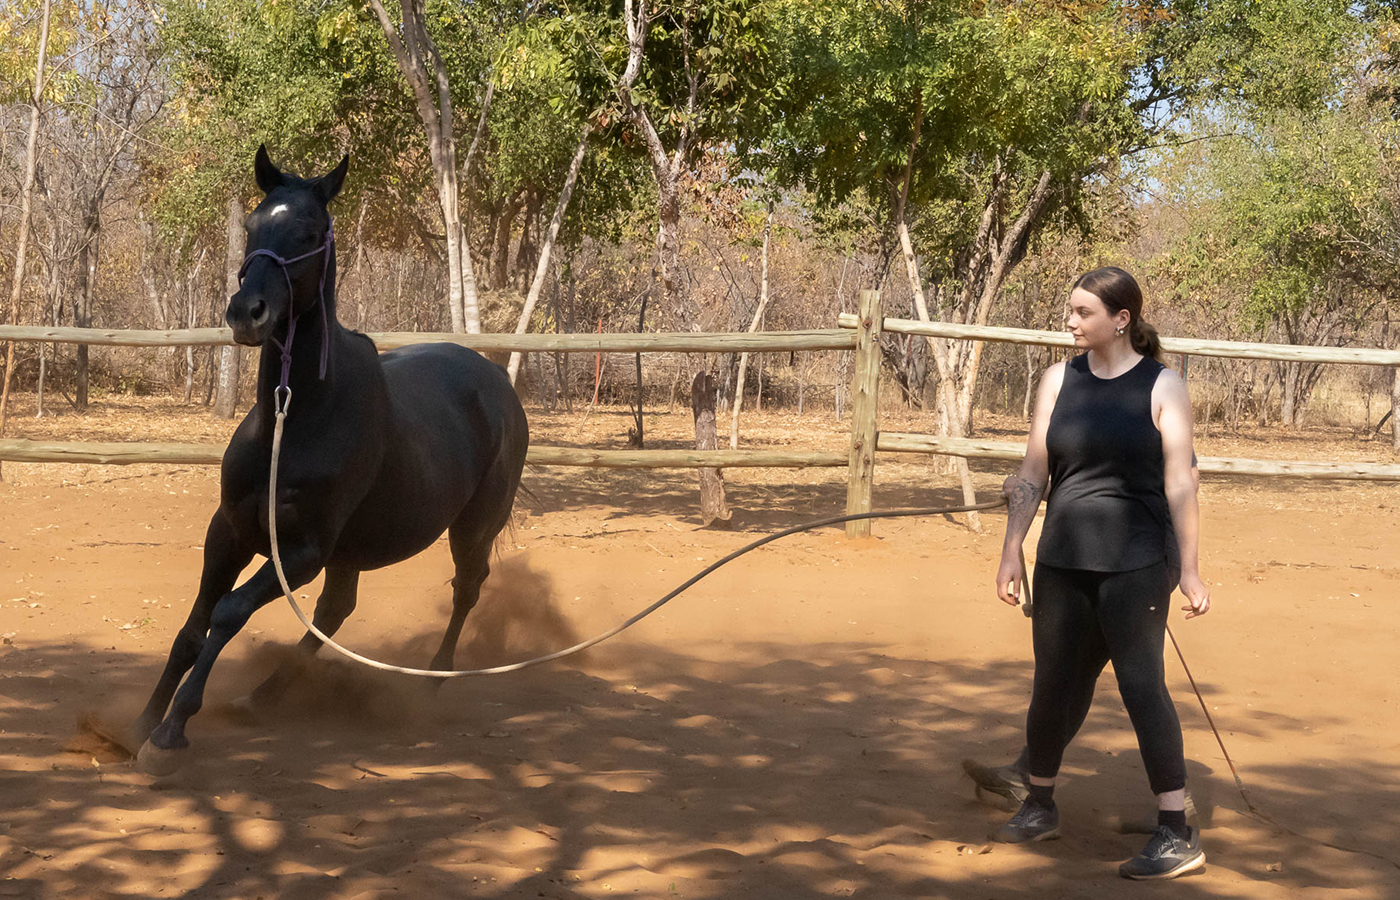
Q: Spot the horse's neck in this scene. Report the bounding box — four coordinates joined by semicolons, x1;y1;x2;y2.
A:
252;253;347;428
254;304;346;415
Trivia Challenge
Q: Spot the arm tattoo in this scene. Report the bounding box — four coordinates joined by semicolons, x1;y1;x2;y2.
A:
1002;474;1044;548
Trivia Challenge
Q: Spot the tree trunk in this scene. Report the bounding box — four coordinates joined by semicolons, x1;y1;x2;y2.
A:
490;195;520;291
561;270;574;412
797;352;806;415
729;201;774;449
353;200;368;330
691;370;731;528
182;249;206;405
507;123;591;384
894;112;1002;530
1281;361;1299;427
655;177;683;317
513;190;542;293
73;206;99;411
618;0;686;317
1023;345;1037;419
214;194;245;418
35;246;62;418
459;79;493;298
630;292;647;447
0;0;52;479
368;0;479;333
949;169;1056;438
1389;365;1400;454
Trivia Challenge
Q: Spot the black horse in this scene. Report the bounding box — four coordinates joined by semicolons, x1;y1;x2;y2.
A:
128;147;529;773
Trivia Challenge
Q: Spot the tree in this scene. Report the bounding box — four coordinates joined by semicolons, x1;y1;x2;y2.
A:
760;0;1145;524
1164;97;1399;433
0;0;52;479
1156;3;1398;433
549;0;781;322
367;0;485;333
155;0;431;310
62;1;165;409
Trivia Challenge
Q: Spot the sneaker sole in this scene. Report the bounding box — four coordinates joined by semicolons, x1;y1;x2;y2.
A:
1120;851;1206;880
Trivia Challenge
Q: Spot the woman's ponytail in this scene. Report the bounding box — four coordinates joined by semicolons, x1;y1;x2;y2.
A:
1130;318;1163;363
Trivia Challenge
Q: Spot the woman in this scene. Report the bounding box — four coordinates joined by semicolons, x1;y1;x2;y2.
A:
993;266;1211;880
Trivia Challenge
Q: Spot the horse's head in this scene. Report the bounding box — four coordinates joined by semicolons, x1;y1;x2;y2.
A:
227;145;348;346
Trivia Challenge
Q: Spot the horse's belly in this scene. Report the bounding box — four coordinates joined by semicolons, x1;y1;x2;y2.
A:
329;483;462;570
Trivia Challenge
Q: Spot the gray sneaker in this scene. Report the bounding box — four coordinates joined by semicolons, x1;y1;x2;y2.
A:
993;799;1060;843
1119;826;1205;880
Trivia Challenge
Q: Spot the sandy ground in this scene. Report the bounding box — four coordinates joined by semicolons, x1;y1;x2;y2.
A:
1;397;1398;899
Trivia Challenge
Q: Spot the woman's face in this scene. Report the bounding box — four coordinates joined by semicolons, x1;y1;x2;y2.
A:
1066;287;1130;350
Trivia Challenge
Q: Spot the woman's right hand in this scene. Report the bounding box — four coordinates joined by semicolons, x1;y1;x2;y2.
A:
996;552;1025;607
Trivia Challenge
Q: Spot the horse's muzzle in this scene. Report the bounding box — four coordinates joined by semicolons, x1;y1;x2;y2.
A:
227;295;272;346
229;322;268;347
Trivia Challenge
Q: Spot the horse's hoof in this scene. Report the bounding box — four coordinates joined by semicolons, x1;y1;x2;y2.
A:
136;739;190;777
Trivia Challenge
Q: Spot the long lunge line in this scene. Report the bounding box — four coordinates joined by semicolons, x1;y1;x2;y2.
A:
270;398;1011;678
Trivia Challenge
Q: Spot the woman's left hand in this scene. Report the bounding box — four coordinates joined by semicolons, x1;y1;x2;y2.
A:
1178;571;1211;619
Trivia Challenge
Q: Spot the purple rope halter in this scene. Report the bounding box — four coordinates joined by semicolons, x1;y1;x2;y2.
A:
237;218;335;402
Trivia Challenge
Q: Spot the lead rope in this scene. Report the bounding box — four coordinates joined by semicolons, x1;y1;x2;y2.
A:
268;400;1012;677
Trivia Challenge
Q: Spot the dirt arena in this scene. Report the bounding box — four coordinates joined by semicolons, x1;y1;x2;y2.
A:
1;398;1398;899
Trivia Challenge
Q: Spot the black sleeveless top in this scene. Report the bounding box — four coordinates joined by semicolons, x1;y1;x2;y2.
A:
1037;353;1170;572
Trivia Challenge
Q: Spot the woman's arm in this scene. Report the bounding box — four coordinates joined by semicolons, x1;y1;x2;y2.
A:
1155;370;1211;618
996;362;1064;605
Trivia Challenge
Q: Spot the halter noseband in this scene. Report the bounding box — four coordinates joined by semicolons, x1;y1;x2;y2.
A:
237;218;335;403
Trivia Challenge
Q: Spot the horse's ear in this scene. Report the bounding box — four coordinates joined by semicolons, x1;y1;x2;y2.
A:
314;154;350;205
254;144;283;194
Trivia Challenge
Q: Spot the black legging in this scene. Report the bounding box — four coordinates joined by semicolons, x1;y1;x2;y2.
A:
1026;560;1186;795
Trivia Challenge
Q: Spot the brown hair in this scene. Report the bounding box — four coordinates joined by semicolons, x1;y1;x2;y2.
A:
1072;266;1162;362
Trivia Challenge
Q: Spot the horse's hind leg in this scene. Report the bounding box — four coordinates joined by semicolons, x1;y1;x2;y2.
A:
428;520;498;681
240;566;360;709
129;512;253;750
429;475;519;681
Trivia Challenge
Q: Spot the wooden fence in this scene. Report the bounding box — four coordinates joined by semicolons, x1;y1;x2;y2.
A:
3;291;1399;537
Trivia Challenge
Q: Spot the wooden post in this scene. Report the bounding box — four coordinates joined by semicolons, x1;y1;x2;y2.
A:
846;289;883;537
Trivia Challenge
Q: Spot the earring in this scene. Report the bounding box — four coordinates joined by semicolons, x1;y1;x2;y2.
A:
1116;326;1125;335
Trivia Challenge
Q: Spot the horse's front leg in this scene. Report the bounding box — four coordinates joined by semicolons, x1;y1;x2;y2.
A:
138;539;325;775
128;512;254;750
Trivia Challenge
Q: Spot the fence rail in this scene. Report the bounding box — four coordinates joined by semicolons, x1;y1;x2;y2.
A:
0;438;848;469
839;314;1400;367
9;318;1396;364
876;433;1400;481
6;433;1397;481
0;325;856;353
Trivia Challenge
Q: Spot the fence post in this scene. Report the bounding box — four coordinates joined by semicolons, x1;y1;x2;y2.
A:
846;289;883;537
